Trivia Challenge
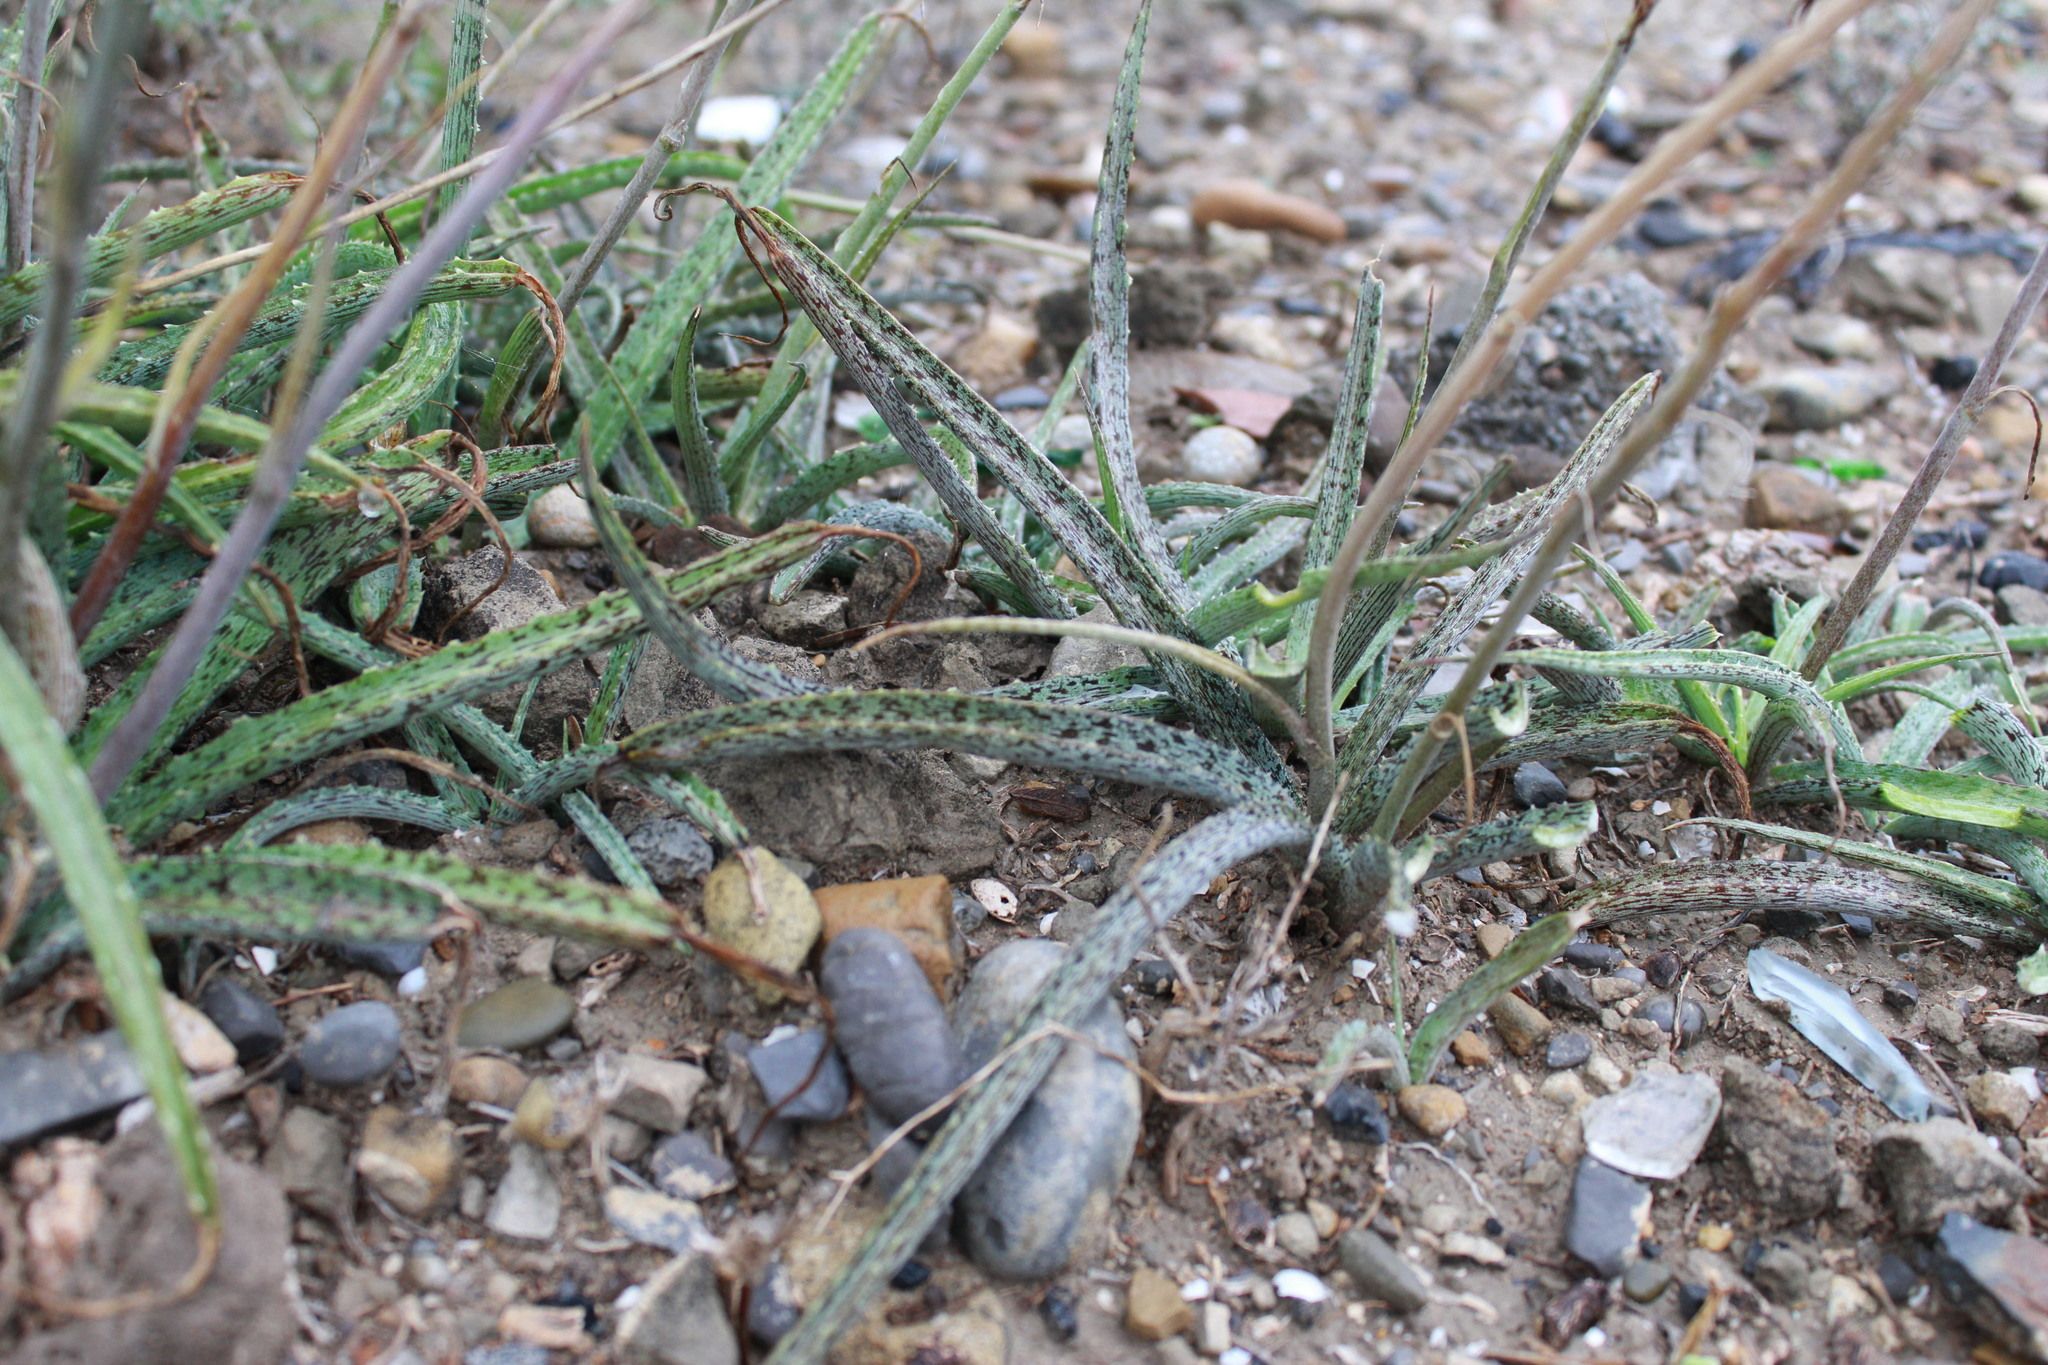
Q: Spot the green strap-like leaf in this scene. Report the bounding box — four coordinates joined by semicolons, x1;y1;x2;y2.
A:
1408;910;1580;1082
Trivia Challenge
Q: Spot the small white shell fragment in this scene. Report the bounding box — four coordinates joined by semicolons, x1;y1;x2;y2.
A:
1180;1278;1212;1301
971;877;1019;922
1273;1268;1331;1303
249;946;279;975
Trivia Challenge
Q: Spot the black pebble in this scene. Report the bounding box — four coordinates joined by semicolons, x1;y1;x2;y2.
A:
1912;518;1989;551
1839;912;1875;938
1590;110;1639;160
197;977;285;1064
1980;551;2048;592
1877;1250;1919;1304
1131;958;1177;997
1322;1080;1391;1145
993;385;1051;412
1763;907;1827;938
1930;355;1977;391
1039;1285;1079;1341
334;940;425;977
1537;968;1602;1019
1562;940;1624;971
1728;37;1763;69
1677;1281;1709;1317
890;1260;931;1291
1512;761;1569;809
1644;950;1683;989
1883;979;1920;1013
1546;1032;1593;1070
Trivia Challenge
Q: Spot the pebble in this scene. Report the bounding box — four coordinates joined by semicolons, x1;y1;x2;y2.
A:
1275;1210;1321;1260
1488;994;1552;1056
356;1105;460;1216
605;1052;710;1133
486;1142;560;1242
265;1106;351;1205
696;94;780;146
1038;1284;1080;1341
1448;1032;1492;1067
1180;425;1263;486
952;889;989;934
1623;1258;1671;1303
953;310;1039;389
1546;1032;1593;1070
1565;1157;1650;1276
1581;1072;1721;1180
1540;1279;1610;1347
1562;941;1624;971
1538;968;1602;1019
1474;923;1514;959
953;940;1141;1279
814;875;959;999
702;850;822;1002
1787;313;1883;362
1001;21;1064;76
746;1027;850;1123
993;384;1050;411
1322;1080;1390;1143
1964;1071;2035;1131
617;1252;738;1365
648;1130;737;1199
1756;365;1888;431
604;1185;708;1253
602;1115;651;1162
820;928;966;1125
1751;1243;1810;1305
1337;1227;1429;1313
1196;1299;1232;1355
335;940;426;978
1640;995;1705;1046
1932;1213;2048;1357
1583;1053;1625;1094
526;484;600;548
1749;465;1846;533
511;1073;603;1150
450;1055;528;1109
1125;1267;1193;1341
1698;1224;1733;1252
1872;1117;2035;1234
1190;179;1346;242
1396;1084;1467;1138
197;977;286;1065
1930;355;1978;391
300;1002;402;1087
1996;584;2048;628
456;979;575;1051
1512;762;1568;808
1541;1072;1590;1110
625;818;714;887
162;995;238;1074
1980;551;2048;593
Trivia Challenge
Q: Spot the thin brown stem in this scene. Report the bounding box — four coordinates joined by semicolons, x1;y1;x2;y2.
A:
1300;0;1881;815
1800;242;2048;683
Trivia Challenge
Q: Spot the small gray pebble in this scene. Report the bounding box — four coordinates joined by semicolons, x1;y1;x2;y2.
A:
300;1001;402;1087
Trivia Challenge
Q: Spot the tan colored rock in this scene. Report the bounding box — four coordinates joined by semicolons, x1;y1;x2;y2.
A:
1474;923;1514;959
1449;1031;1493;1068
814;874;959;999
510;1074;604;1151
450;1055;528;1109
1396;1084;1468;1138
1487;993;1551;1056
701;850;821;1003
1001;22;1064;78
1125;1266;1193;1341
162;996;237;1074
953;311;1038;390
356;1106;459;1216
1190;179;1346;243
1748;464;1846;533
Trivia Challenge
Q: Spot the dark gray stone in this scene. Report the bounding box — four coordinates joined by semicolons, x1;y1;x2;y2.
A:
1337;1227;1429;1312
334;941;425;977
952;940;1141;1279
1562;940;1623;971
625;818;715;887
1714;1057;1841;1226
618;1252;738;1365
1751;1243;1810;1304
648;1130;736;1200
746;1028;849;1123
1565;1158;1649;1277
1933;1213;2048;1359
1538;968;1602;1019
1641;995;1705;1046
299;1002;401;1087
197;978;285;1064
1513;762;1569;809
1323;1080;1391;1143
1545;1032;1593;1070
820;928;966;1127
0;1032;144;1144
746;1257;802;1347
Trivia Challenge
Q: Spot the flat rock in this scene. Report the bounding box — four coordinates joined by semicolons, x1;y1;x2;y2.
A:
820;927;966;1125
746;1027;849;1123
649;1130;737;1200
1565;1157;1650;1277
486;1142;561;1242
1748;465;1846;533
1872;1117;2038;1235
1756;365;1888;431
605;1186;708;1253
264;1106;350;1209
1714;1058;1843;1228
0;1032;145;1144
617;1252;738;1365
604;1052;710;1133
457;979;575;1051
1337;1227;1429;1312
1933;1213;2048;1359
300;1001;401;1087
702;850;822;1003
1125;1266;1193;1341
953;940;1141;1279
1582;1071;1720;1180
814;875;959;999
